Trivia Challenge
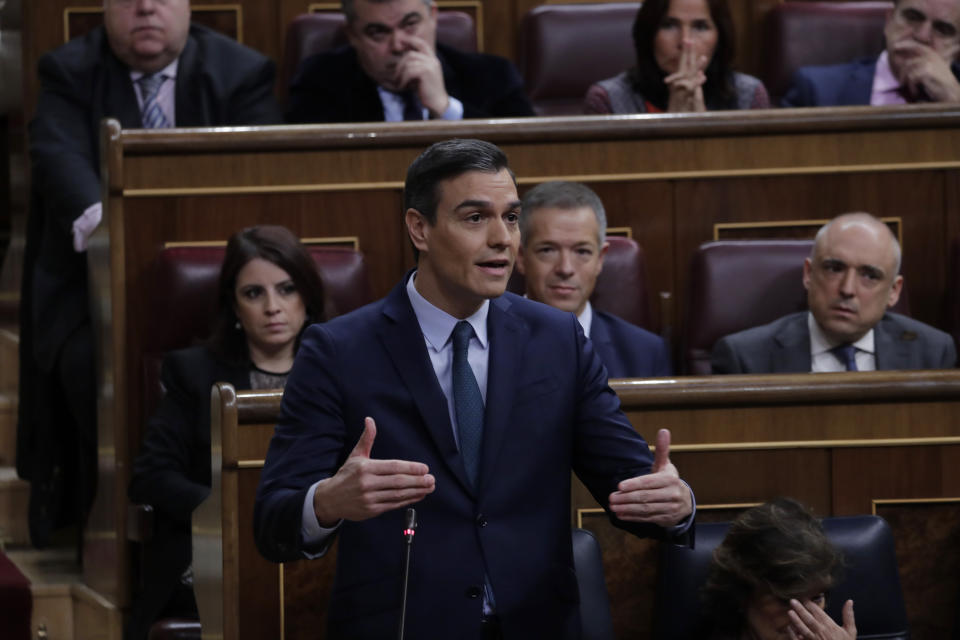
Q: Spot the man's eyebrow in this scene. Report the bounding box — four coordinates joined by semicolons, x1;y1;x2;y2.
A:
454;199;493;210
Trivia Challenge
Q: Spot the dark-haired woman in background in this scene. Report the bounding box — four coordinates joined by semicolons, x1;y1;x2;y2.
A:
584;0;769;114
126;225;326;640
702;498;856;640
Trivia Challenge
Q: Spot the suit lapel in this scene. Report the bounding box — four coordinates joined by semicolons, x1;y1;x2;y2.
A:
478;295;525;493
173;33;207;126
839;59;876;105
379;278;474;494
773;314;813;372
874;315;909;370
102;46;144;129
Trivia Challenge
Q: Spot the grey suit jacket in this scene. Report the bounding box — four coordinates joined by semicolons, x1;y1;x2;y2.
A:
711;311;957;374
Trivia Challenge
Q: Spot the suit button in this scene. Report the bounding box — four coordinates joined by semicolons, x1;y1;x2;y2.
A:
465;586;482;598
476;514;487;527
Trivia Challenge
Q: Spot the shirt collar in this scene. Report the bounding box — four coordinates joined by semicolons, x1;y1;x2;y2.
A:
872;51;901;95
577;301;593;338
130;58;179;83
807;311;875;355
406;272;489;352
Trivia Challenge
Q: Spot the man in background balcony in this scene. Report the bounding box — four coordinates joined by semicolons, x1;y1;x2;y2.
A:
285;0;534;123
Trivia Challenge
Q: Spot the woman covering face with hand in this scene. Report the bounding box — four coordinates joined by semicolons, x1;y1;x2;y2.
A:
584;0;770;113
126;225;326;640
701;498;857;640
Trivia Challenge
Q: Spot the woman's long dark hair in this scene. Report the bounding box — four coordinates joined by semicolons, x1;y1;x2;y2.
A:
628;0;737;111
208;225;326;365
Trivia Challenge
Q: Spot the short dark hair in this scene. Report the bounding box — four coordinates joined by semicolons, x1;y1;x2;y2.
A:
519;181;607;247
702;497;844;635
404;138;514;225
209;225;326;365
629;0;737;111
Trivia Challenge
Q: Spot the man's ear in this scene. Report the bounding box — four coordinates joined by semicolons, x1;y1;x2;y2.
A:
405;208;430;254
802;257;813;291
887;274;904;308
597;240;610;270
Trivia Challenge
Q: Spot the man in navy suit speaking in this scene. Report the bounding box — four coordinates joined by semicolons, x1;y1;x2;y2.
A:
254;139;693;639
517;180;672;378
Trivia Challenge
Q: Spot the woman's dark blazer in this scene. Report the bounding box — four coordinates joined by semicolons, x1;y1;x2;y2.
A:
127;346;250;640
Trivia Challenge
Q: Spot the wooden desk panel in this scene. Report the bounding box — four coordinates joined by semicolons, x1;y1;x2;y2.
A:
91;108;960;607
199;374;960;640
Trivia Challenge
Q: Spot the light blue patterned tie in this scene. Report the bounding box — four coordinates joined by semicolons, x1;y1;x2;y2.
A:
139;73;171;129
831;343;858;371
452;321;484;487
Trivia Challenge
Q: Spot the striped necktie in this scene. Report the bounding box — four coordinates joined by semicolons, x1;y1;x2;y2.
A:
139;73;171;129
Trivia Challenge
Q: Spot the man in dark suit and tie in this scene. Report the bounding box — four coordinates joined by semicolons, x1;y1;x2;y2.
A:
19;0;280;547
782;0;960;106
254;139;693;639
516;180;672;378
285;0;534;123
712;213;956;374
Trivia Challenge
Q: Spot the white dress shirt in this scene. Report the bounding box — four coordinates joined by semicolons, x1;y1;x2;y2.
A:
808;312;877;372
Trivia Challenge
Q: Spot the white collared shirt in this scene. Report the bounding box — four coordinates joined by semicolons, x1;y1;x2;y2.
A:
576;301;594;339
808;312;877;372
377;86;464;121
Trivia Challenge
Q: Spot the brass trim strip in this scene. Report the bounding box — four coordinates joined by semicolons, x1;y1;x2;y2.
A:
118;161;960;197
123;181;404;197
607;226;633;238
238;459;265;469
163;236;360;250
575;508;606;529
278;563;285;639
714;217;903;243
697;502;763;511
670;437;960;452
871;496;960;516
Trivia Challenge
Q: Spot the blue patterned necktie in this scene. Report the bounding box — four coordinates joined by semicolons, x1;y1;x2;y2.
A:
139;73;171;129
402;90;424;121
831;343;858;371
452;321;484;487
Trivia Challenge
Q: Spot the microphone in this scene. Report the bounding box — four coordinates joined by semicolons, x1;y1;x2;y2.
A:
397;508;417;640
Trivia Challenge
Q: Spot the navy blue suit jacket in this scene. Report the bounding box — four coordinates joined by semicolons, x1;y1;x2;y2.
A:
285;43;534;123
254;276;674;639
591;309;672;378
781;57;877;107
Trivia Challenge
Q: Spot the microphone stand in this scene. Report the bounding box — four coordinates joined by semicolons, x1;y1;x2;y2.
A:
397;508;417;640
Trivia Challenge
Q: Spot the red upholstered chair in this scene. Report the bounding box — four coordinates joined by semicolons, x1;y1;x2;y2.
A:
761;1;892;105
280;11;478;101
682;240;910;375
141;244;371;416
508;235;654;331
517;3;639;116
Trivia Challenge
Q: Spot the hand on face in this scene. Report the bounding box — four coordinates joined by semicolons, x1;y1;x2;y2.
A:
664;38;708;112
393;35;451;116
312;417;436;527
890;39;960;101
786;598;856;640
608;429;692;527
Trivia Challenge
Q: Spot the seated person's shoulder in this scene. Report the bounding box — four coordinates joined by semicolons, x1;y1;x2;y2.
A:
882;311;956;345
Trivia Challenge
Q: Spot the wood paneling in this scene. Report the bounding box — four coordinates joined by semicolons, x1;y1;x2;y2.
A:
201;373;960;640
89;107;960;610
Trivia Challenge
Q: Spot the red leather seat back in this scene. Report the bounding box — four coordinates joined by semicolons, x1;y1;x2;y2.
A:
281;11;478;100
509;235;653;330
140;245;371;416
761;1;892;104
518;3;638;116
683;240;909;375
